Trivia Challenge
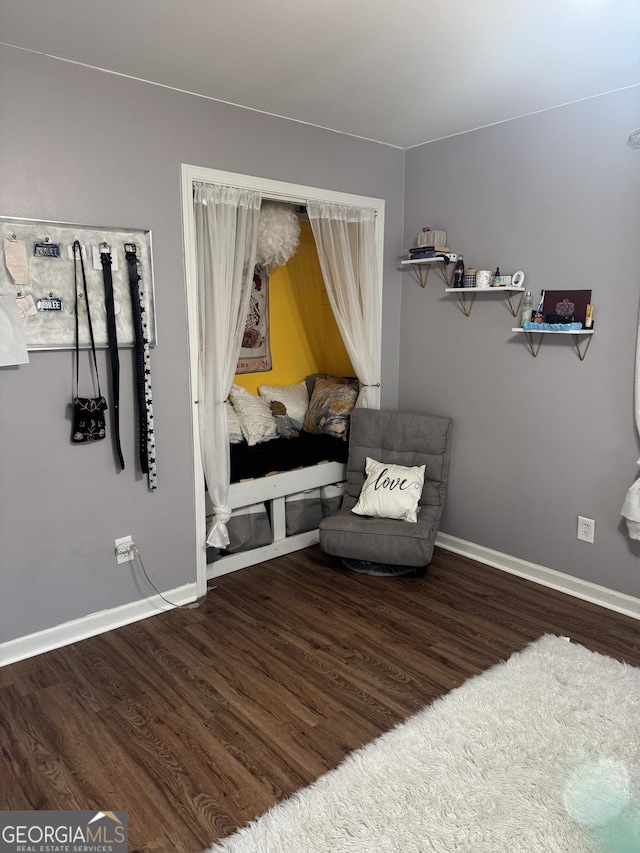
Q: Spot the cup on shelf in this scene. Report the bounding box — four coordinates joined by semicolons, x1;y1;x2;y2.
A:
475;270;492;288
463;272;476;288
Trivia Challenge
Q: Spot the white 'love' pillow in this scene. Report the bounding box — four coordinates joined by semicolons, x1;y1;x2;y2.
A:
351;457;425;523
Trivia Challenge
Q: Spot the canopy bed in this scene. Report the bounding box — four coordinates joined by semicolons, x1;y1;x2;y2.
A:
181;165;384;588
206;374;355;573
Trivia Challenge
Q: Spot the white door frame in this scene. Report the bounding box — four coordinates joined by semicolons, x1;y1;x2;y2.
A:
180;163;385;596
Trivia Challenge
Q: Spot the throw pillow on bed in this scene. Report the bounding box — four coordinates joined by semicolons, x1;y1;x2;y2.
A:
305;374;359;398
305;373;330;398
229;384;278;446
225;400;244;444
258;380;309;425
351;457;425;523
303;377;358;441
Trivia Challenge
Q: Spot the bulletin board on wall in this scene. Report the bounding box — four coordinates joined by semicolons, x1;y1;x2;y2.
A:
0;216;156;350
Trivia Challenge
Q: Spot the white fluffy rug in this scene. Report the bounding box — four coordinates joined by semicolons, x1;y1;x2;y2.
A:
206;635;640;852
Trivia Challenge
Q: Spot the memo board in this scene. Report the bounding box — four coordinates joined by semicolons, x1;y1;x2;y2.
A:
0;216;156;350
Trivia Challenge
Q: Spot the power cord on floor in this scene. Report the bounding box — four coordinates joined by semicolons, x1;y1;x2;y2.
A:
131;543;216;609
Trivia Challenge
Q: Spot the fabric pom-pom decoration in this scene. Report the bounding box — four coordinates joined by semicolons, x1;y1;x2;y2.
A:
255;202;301;269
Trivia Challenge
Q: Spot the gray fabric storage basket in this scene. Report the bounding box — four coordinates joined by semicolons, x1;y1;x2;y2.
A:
225;503;272;553
206;503;272;562
320;483;345;518
286;489;323;536
285;483;346;535
319;409;451;567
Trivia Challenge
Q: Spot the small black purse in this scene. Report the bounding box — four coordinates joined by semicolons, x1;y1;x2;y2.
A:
72;395;108;442
71;240;107;443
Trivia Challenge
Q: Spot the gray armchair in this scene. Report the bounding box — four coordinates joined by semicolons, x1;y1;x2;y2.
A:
319;408;452;576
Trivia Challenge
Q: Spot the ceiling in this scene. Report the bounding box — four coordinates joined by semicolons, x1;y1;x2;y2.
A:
1;0;639;148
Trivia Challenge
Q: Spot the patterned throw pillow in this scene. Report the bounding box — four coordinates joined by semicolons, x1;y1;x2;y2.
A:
229;384;278;446
351;457;426;523
303;378;358;441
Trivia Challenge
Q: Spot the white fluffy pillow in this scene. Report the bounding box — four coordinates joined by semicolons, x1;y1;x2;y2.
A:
258;380;309;425
351;457;425;523
229;384;278;446
225;400;244;444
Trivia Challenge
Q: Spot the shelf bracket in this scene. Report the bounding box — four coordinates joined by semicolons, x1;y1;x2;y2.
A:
453;290;477;316
506;290;525;318
522;331;543;358
520;330;594;360
436;265;452;287
408;263;452;289
572;333;594;361
409;265;431;288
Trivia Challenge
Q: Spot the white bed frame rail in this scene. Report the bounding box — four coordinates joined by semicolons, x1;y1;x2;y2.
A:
207;461;347;578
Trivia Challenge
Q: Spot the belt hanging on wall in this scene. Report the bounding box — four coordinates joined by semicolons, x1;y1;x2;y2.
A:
100;242;125;470
124;242;157;490
124;243;148;473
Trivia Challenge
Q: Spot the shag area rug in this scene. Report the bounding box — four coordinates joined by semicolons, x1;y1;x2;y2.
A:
206;635;640;852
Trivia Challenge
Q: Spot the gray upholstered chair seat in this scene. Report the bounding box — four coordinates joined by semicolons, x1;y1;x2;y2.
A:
319;408;451;570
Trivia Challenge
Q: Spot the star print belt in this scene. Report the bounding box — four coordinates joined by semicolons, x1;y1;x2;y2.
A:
124;243;157;490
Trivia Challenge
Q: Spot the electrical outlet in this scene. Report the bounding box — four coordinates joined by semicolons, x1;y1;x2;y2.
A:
577;516;595;544
115;535;135;564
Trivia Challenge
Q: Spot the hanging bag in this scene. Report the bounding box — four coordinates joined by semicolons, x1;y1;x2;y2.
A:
71;240;107;442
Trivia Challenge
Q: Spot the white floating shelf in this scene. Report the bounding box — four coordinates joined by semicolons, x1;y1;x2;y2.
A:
511;328;594;334
444;286;526;317
511;327;595;360
400;256;452;288
445;286;525;293
401;257;447;266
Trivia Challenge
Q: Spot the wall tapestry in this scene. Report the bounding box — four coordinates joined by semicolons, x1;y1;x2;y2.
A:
236;266;271;373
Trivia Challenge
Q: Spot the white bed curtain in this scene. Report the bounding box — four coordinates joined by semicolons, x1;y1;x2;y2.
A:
307;201;381;408
621;301;640;540
193;182;262;547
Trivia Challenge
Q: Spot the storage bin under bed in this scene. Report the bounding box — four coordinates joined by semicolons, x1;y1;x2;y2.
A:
206;479;345;563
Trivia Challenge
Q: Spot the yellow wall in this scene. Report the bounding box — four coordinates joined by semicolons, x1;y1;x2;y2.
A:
235;220;353;394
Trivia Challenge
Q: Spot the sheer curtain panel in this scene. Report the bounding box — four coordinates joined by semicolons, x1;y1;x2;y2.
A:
307;202;381;408
621;299;640;540
194;182;261;547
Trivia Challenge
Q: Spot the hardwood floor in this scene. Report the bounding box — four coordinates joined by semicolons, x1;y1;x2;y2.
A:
2;545;640;851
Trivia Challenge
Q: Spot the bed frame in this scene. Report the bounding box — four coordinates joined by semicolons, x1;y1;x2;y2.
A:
206;460;347;578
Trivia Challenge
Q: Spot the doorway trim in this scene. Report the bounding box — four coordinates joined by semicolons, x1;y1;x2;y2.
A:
180;163;385;595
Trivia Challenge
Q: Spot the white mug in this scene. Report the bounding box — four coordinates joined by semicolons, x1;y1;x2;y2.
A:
476;270;492;288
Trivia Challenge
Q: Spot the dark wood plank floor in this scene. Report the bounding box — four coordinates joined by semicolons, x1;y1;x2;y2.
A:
2;545;640;852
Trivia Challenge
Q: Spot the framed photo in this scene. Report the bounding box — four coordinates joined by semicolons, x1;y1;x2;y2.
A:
541;289;591;325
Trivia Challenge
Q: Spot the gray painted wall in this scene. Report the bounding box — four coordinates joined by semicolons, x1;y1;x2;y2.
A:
0;46;405;645
2;43;638;652
402;88;640;597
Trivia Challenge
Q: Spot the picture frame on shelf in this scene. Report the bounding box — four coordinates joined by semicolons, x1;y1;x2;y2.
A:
541;290;591;325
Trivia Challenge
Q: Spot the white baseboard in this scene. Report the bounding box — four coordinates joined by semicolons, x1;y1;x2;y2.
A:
0;583;198;668
436;532;640;621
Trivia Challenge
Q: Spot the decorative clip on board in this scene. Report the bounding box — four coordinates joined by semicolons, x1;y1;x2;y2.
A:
34;237;61;258
100;242;125;470
36;295;63;312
